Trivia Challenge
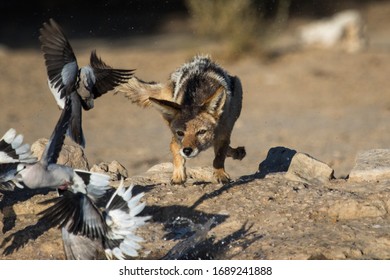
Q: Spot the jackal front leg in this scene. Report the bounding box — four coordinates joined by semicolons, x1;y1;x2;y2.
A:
170;137;187;184
213;139;230;184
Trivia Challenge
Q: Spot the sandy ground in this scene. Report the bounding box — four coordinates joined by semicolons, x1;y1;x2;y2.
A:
1;1;390;259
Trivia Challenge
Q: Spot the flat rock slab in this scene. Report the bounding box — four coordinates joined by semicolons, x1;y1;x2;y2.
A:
285;152;335;185
349;149;390;182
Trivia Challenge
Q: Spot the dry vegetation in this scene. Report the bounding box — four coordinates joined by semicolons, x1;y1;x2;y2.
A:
185;0;293;57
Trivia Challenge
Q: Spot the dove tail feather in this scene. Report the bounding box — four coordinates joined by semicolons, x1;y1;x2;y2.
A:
67;92;86;148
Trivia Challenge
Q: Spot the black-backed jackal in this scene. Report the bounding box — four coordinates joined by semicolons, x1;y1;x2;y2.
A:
116;55;246;184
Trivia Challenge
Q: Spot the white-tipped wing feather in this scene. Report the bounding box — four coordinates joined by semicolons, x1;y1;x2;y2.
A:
0;128;37;190
74;169;111;200
0;128;36;164
103;180;150;260
48;79;66;109
1;128;16;143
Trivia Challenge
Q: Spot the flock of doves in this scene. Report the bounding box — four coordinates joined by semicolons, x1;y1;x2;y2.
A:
0;19;151;260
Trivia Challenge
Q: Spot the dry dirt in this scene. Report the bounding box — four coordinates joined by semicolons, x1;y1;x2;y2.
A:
1;2;390;259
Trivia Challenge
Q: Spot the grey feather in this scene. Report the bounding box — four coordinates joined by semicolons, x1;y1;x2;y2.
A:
0;128;37;190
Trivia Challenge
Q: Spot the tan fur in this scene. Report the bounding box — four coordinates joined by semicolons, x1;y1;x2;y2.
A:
170;137;187;183
114;77;170;107
117;56;245;184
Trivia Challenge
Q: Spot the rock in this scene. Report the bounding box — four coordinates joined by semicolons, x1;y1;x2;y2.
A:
327;199;387;220
298;10;367;53
146;162;174;174
130;162;214;185
348;149;390;182
134;162;173;184
285;152;334;185
187;166;214;182
31;138;89;170
258;146;297;178
90;160;128;181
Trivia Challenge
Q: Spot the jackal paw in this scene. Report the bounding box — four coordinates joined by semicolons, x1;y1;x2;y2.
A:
213;169;231;184
171;170;187;185
233;146;246;160
228;146;246;160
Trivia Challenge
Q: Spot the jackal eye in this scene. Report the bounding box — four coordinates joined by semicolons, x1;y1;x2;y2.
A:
176;130;185;137
196;129;207;136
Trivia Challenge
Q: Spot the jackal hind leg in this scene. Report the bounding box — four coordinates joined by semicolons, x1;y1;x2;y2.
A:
227;146;246;160
170;138;187;184
213;139;231;184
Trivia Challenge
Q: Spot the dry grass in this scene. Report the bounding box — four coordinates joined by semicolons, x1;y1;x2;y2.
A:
185;0;291;58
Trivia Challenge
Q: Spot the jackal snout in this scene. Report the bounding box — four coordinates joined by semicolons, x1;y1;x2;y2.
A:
182;147;194;157
176;129;210;158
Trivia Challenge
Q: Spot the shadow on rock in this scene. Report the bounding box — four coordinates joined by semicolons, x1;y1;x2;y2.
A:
257;146;297;178
144;204;228;228
0;187;52;234
188;147;297;210
162;221;264;260
1;218;53;256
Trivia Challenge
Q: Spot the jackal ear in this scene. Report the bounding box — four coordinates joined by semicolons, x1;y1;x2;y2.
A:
203;86;226;118
149;97;181;122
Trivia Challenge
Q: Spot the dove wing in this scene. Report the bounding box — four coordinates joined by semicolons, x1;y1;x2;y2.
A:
39;18;78;108
89;50;134;99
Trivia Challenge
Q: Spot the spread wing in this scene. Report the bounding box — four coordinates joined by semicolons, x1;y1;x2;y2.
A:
38;192;107;239
39;18;78;108
38;169;110;240
89;50;134;99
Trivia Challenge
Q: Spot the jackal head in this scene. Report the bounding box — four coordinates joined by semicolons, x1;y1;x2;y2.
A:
149;87;226;159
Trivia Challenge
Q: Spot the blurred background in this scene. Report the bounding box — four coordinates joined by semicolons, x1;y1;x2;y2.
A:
0;0;389;179
1;0;386;49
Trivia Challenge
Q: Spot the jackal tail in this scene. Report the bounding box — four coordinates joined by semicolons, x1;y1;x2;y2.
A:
114;76;168;107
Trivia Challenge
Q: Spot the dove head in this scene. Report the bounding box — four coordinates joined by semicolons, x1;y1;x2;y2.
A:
15;163;28;177
14;163;39;188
